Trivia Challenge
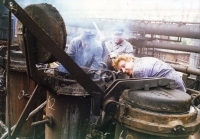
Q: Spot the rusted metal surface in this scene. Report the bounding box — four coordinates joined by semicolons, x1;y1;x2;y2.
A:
114;88;200;138
115;123;189;139
4;0;104;117
2;1;104;138
121;88;191;113
0;41;7;45
46;90;92;139
2;1;200;139
55;83;89;96
103;78;176;114
4;0;104;95
9;84;45;139
6;71;36;137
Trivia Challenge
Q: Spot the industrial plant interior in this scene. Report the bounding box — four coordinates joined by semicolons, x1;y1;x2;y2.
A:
0;0;200;139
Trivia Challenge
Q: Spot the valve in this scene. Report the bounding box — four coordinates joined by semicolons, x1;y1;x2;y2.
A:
18;90;30;100
191;94;200;106
103;100;119;116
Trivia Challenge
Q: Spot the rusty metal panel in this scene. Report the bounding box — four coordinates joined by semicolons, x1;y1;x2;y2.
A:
46;91;92;139
113;88;200;138
115;123;189;139
6;71;35;137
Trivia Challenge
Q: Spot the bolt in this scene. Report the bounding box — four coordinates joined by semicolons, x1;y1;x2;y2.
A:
173;125;185;133
9;2;13;6
158;80;163;86
173;127;177;131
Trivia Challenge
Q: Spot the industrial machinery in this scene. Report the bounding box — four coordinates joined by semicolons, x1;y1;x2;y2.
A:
0;0;200;139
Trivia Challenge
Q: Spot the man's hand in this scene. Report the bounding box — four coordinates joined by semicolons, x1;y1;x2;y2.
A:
109;52;118;59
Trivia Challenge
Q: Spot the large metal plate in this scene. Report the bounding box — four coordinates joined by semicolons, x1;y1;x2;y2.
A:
121;87;191;113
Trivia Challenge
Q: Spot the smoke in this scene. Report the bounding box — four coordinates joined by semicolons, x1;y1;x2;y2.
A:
15;0;200;22
13;0;200;43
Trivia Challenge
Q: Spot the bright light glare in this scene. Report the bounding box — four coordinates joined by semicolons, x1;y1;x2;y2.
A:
54;0;200;22
16;0;200;22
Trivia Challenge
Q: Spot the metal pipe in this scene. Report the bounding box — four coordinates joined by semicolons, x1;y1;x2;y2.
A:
31;119;49;127
133;22;200;39
65;18;200;39
170;64;200;76
187;88;200;95
26;101;46;121
134;19;200;25
6;9;11;139
145;41;200;53
31;115;53;127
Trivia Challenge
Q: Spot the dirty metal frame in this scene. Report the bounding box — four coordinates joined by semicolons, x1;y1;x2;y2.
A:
102;78;175;115
3;0;104;111
3;0;104;138
5;0;105;92
9;84;45;139
3;0;178;138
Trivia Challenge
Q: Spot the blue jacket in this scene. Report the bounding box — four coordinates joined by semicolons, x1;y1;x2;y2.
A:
58;36;103;73
132;57;186;92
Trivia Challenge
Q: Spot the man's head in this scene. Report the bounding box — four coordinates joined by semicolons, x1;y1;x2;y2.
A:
112;54;135;76
112;26;125;45
81;30;96;47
